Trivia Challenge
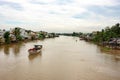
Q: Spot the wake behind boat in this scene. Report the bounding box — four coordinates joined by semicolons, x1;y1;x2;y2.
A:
28;45;42;55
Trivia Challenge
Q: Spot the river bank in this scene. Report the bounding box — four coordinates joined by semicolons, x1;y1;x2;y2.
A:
79;38;120;55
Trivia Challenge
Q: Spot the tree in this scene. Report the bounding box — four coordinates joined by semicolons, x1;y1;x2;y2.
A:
111;23;120;37
14;28;22;41
72;32;79;36
38;33;45;39
92;23;120;44
4;31;10;44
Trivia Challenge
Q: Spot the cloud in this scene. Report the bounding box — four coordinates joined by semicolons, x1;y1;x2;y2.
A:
0;0;120;32
55;0;73;5
0;1;23;10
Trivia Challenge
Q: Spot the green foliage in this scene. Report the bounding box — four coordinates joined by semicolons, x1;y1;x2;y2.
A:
17;36;22;41
4;31;10;44
72;32;80;36
14;28;22;41
92;23;120;43
38;33;45;39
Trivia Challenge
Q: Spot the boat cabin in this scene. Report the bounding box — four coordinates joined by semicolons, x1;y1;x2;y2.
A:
34;45;42;49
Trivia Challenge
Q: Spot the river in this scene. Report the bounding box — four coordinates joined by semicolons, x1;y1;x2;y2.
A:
0;36;120;80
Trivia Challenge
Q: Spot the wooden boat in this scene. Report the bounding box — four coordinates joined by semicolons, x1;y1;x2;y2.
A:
28;45;42;55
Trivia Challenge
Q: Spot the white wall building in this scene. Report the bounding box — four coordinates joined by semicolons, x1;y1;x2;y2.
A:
20;28;31;39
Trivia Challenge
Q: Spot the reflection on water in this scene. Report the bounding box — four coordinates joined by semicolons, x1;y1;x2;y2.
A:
0;36;120;80
99;46;120;62
0;42;24;56
4;45;10;55
99;46;120;54
28;52;42;61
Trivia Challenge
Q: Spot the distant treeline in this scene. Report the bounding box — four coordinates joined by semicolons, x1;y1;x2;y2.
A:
58;32;82;36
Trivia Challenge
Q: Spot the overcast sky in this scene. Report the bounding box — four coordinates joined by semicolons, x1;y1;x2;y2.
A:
0;0;120;33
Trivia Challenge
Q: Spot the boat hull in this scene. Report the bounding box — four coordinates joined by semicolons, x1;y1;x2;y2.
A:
28;49;41;55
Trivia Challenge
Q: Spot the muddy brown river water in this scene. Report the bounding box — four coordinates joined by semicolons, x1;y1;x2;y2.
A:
0;36;120;80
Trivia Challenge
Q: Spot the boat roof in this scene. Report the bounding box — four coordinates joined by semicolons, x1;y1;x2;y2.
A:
34;45;42;46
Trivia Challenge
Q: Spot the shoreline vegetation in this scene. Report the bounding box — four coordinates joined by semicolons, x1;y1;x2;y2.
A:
0;27;59;45
0;23;120;51
60;23;120;50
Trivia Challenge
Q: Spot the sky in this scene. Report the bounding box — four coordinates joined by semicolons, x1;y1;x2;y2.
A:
0;0;120;33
